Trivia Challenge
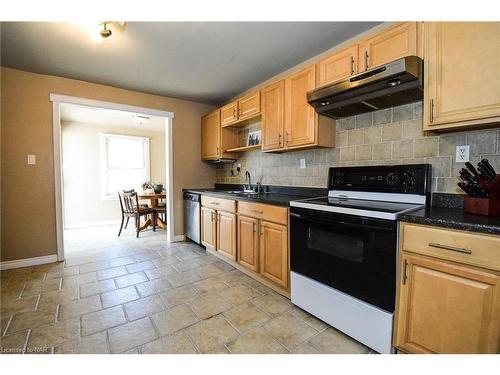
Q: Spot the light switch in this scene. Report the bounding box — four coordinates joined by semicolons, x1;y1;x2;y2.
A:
27;154;37;165
455;145;470;163
300;158;306;169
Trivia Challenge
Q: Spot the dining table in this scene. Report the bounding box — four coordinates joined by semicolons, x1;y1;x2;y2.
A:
137;192;167;231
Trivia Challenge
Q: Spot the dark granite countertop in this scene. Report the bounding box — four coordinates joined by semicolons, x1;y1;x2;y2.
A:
183;185;325;207
399;206;500;235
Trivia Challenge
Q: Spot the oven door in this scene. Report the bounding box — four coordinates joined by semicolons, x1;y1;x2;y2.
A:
290;206;397;312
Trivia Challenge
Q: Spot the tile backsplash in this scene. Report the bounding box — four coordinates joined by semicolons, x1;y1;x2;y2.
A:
216;101;500;194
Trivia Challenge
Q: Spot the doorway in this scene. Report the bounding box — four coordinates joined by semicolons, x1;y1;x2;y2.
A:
50;94;175;261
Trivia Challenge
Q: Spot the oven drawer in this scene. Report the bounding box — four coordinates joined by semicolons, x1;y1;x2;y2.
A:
238;201;288;225
401;223;500;271
201;195;236;213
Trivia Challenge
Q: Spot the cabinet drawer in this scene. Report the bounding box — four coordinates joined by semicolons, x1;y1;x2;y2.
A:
201;196;236;213
401;223;500;271
238;201;287;225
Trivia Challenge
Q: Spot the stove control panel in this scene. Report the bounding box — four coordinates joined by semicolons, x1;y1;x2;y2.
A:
328;164;431;195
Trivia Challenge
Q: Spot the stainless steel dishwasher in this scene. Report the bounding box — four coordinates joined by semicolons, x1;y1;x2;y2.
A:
184;192;201;245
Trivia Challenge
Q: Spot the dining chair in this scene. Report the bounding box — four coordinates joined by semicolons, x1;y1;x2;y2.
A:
118;191;156;238
121;189;149;229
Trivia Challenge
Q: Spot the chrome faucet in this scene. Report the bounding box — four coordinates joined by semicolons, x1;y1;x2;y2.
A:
244;171;252;192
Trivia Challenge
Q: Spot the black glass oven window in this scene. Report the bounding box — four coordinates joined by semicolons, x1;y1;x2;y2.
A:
308;227;364;263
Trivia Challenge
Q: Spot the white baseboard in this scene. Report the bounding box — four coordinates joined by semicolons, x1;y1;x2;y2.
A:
0;254;59;270
64;220;120;229
172;235;186;242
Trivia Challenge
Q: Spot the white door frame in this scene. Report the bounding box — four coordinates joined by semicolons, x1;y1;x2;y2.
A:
50;94;175;262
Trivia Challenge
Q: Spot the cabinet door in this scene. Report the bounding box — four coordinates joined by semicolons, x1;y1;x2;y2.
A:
201;110;220;160
220;100;238;126
424;22;500;131
238;91;261;120
395;254;500;354
318;45;358;87
285;65;317;148
261;80;285;151
259;221;288;289
359;22;417;71
237;215;259;272
217;211;236;260
201;207;216;249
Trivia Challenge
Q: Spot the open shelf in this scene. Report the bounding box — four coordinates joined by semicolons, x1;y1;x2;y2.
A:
225;144;261;153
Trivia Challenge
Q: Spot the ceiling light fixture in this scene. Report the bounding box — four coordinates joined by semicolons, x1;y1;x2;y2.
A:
99;22;112;38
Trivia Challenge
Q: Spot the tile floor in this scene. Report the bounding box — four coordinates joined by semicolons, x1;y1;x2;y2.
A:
1;225;373;354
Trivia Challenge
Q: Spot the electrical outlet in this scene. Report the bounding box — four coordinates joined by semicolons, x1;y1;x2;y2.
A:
300;158;306;169
236;163;241;173
27;154;36;165
456;145;470;163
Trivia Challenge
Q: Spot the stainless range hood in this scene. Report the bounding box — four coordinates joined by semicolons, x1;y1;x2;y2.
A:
307;56;423;119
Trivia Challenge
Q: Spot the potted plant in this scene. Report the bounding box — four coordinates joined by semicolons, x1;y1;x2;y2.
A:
141;181;154;194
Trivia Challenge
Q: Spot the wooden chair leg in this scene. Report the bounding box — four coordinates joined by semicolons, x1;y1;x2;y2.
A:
153;212;156;232
124;217;130;229
118;216;125;237
136;215;140;238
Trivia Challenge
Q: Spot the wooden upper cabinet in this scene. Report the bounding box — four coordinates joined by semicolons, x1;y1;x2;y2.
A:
359;22;419;71
220;101;238;126
201;206;216;249
261;80;285;151
423;22;500;131
217;211;236;260
395;253;499;354
201;110;220;160
285;65;317;148
237;215;259;272
318;45;358;87
259;220;288;289
238;91;261;120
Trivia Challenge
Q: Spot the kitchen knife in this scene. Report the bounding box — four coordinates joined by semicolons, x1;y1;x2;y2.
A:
481;159;497;178
465;162;480;178
458;181;475;196
459;168;477;184
477;165;493;181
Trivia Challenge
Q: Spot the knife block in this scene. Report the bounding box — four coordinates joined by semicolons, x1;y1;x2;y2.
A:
464;175;500;216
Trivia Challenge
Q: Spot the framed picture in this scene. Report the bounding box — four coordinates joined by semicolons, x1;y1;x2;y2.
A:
246;130;261;146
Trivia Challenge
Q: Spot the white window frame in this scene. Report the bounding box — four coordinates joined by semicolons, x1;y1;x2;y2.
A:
100;133;150;200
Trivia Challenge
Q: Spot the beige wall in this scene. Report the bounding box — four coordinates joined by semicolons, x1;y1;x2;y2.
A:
62;121;166;226
1;67;216;262
217;101;500;193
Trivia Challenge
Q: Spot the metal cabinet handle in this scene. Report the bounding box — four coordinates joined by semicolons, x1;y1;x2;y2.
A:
233;108;236;118
252;210;264;215
428;242;472;255
429;99;434;123
402;259;408;285
253;222;257;233
350;56;355;75
260;225;264;236
364;51;369;70
211;202;220;205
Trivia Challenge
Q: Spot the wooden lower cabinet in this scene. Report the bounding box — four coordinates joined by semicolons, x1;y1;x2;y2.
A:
395;253;500;354
237;215;259;272
216;211;236;260
201;206;216;249
259;220;288;289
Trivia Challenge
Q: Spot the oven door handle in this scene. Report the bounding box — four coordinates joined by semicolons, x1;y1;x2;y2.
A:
290;212;394;232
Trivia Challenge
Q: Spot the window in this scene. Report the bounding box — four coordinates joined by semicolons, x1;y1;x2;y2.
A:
100;134;150;199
